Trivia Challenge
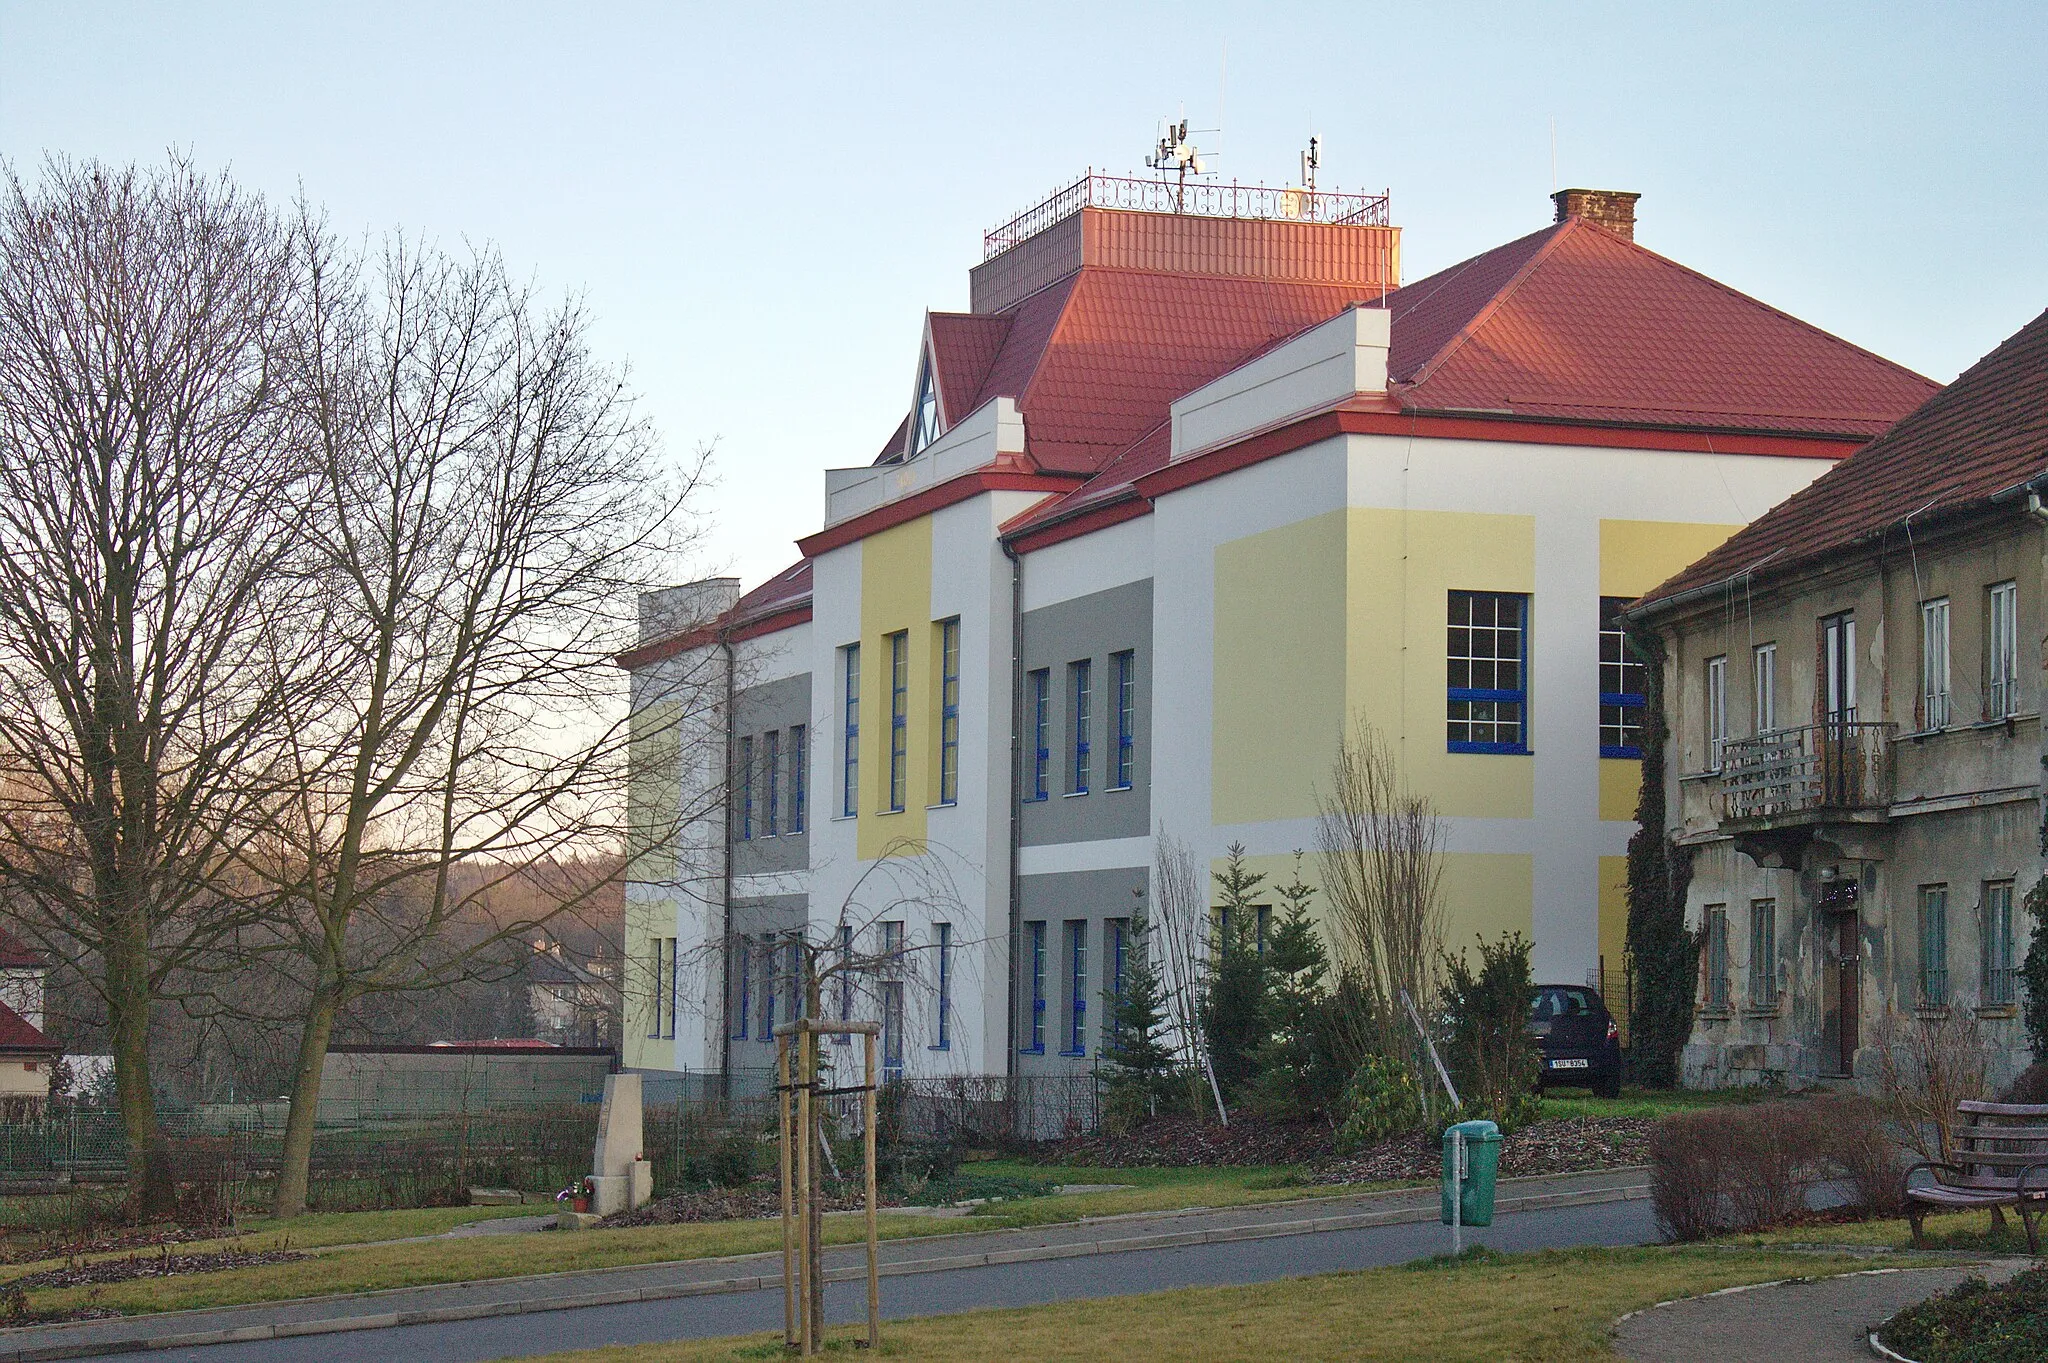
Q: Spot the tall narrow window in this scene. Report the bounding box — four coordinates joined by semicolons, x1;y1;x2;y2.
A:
908;355;941;458
1988;581;2019;719
933;922;952;1048
647;936;677;1040
881;980;905;1078
834;923;853;1043
758;935;776;1038
762;730;780;836
1063;920;1088;1055
788;724;808;832
1919;885;1950;1006
1705;656;1727;769
1111;650;1136;788
1752;643;1777;735
1983;880;2017;1006
887;631;909;812
937;617;960;805
736;736;755;840
1025;921;1046;1052
1447;591;1529;753
1069;659;1092;794
646;938;666;1039
841;645;860;817
731;936;752;1040
1027;668;1050;801
1748;900;1777;1007
1822;612;1856;725
1921;598;1951;729
783;936;802;1026
1598;597;1645;758
1106;917;1130;1045
1703;906;1730;1009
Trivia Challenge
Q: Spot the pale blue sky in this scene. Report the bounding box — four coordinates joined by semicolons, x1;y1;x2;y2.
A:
4;2;2043;587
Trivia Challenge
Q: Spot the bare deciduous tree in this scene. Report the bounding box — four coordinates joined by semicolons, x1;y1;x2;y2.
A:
0;157;313;1211
1316;714;1447;1061
256;229;706;1217
1150;827;1227;1122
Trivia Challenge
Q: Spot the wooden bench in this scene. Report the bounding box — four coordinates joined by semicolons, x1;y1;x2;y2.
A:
1902;1099;2048;1253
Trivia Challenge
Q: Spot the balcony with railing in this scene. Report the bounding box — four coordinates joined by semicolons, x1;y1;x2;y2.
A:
1715;721;1896;827
983;172;1392;259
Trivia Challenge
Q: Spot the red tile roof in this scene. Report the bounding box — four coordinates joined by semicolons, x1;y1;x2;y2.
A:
1638;304;2048;612
0;928;40;970
0;1000;55;1054
1000;217;1935;541
927;313;1011;427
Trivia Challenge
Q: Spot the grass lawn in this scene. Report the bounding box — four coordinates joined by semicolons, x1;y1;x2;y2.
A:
1536;1085;1773;1123
511;1245;1894;1363
1732;1206;2042;1256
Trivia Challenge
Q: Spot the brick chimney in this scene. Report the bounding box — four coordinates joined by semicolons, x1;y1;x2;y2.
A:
1551;188;1640;242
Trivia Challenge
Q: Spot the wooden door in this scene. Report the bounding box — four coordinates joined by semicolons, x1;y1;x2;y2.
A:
1834;912;1860;1076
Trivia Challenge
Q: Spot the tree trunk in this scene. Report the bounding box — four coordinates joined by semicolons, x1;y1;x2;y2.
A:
272;981;342;1218
107;956;169;1218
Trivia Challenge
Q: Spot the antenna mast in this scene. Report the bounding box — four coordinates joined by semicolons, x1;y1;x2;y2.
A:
1300;135;1321;192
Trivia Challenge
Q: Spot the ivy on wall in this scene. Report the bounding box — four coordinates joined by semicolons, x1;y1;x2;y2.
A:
1624;625;1699;1088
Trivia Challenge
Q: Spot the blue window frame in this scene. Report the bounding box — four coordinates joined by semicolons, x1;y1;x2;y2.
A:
733;936;751;1040
1112;650;1135;789
1069;659;1091;794
841;645;860;817
1024;921;1046;1053
784;936;803;1025
932;922;952;1049
1027;668;1050;801
833;923;852;1045
762;730;780;836
1062;920;1087;1055
736;735;754;840
788;724;807;832
887;631;908;813
1447;590;1530;753
882;980;905;1078
1107;917;1130;1044
938;618;960;805
1599;597;1646;759
758;935;776;1038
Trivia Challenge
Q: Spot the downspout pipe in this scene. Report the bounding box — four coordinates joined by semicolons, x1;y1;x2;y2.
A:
719;628;736;1098
1000;537;1024;1083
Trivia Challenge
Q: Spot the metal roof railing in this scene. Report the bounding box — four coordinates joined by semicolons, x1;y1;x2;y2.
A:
983;171;1392;259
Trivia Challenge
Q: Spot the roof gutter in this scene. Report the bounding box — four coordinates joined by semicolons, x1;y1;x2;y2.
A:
1620;548;1787;627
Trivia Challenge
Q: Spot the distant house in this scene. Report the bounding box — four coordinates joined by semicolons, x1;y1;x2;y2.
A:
1632;304;2048;1089
528;941;616;1049
0;999;61;1107
0;927;45;1030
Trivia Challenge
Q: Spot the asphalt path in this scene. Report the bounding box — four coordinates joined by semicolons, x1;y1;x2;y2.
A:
89;1196;1658;1363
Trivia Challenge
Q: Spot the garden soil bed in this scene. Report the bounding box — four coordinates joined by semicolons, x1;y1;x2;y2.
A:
601;1179;906;1228
1034;1114;1652;1182
7;1246;307;1292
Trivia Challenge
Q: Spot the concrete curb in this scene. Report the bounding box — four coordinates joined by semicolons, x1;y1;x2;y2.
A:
0;1176;1648;1361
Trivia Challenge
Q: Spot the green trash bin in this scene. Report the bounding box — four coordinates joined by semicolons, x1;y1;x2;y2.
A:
1440;1119;1503;1227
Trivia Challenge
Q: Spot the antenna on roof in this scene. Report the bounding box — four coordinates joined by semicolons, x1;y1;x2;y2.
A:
1146;116;1209;212
1300;135;1321;192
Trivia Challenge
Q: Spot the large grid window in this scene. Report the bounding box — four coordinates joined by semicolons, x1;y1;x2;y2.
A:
886;632;909;812
1983;880;2017;1006
1024;921;1046;1053
937;618;960;805
736;736;754;840
762;730;780;836
841;645;860;817
1702;907;1730;1010
1753;643;1777;734
1069;659;1092;794
933;922;952;1049
1919;884;1950;1006
1062;920;1088;1056
1447;591;1529;753
1027;669;1050;801
1598;597;1645;758
1112;650;1136;789
1921;598;1952;730
788;724;807;832
1988;581;2019;719
1748;899;1777;1008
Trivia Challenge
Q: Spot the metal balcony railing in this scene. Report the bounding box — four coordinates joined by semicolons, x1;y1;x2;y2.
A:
983;172;1393;258
1716;721;1895;823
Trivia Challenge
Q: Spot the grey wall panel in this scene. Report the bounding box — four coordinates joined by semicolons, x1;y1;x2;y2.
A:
1013;867;1148;1079
732;673;812;875
1019;579;1152;846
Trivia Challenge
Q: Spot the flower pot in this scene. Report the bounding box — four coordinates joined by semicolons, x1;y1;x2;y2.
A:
571;1197;590;1213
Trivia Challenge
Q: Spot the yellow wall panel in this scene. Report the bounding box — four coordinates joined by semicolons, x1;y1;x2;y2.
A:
1439;852;1534;959
1599;519;1744;599
626;701;679;884
1597;855;1629;977
858;517;933;859
1599;757;1643;823
1213;511;1346;823
1346;506;1535;819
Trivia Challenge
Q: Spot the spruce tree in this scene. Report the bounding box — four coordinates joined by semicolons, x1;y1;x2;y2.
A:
1203;843;1270;1101
1249;854;1341;1118
1101;912;1176;1119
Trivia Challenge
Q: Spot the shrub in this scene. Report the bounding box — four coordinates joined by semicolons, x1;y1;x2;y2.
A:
1335;1053;1425;1151
1879;1263;2048;1363
1648;1095;1904;1240
1807;1092;1906;1216
1872;1005;1991;1163
1997;1060;2048;1105
704;1131;758;1188
1440;932;1541;1132
1202;845;1271;1102
2023;879;2048;1063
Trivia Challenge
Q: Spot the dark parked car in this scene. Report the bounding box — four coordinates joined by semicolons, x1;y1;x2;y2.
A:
1529;984;1622;1098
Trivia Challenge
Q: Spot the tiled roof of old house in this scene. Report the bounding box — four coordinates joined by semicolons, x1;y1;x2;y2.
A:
1638;304;2048;612
0;1000;56;1055
0;928;40;970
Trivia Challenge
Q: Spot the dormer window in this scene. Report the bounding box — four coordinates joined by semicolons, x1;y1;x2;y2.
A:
908;355;941;457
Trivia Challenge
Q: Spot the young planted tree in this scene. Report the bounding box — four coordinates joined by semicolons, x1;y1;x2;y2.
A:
1099;909;1175;1126
1441;931;1542;1131
1151;828;1227;1122
1202;843;1269;1102
0;158;314;1211
258;230;708;1217
1248;854;1340;1120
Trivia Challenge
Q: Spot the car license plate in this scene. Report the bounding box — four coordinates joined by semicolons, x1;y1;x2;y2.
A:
1549;1058;1589;1069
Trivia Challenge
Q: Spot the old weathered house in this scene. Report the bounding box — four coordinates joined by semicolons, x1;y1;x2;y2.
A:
1633;305;2048;1088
